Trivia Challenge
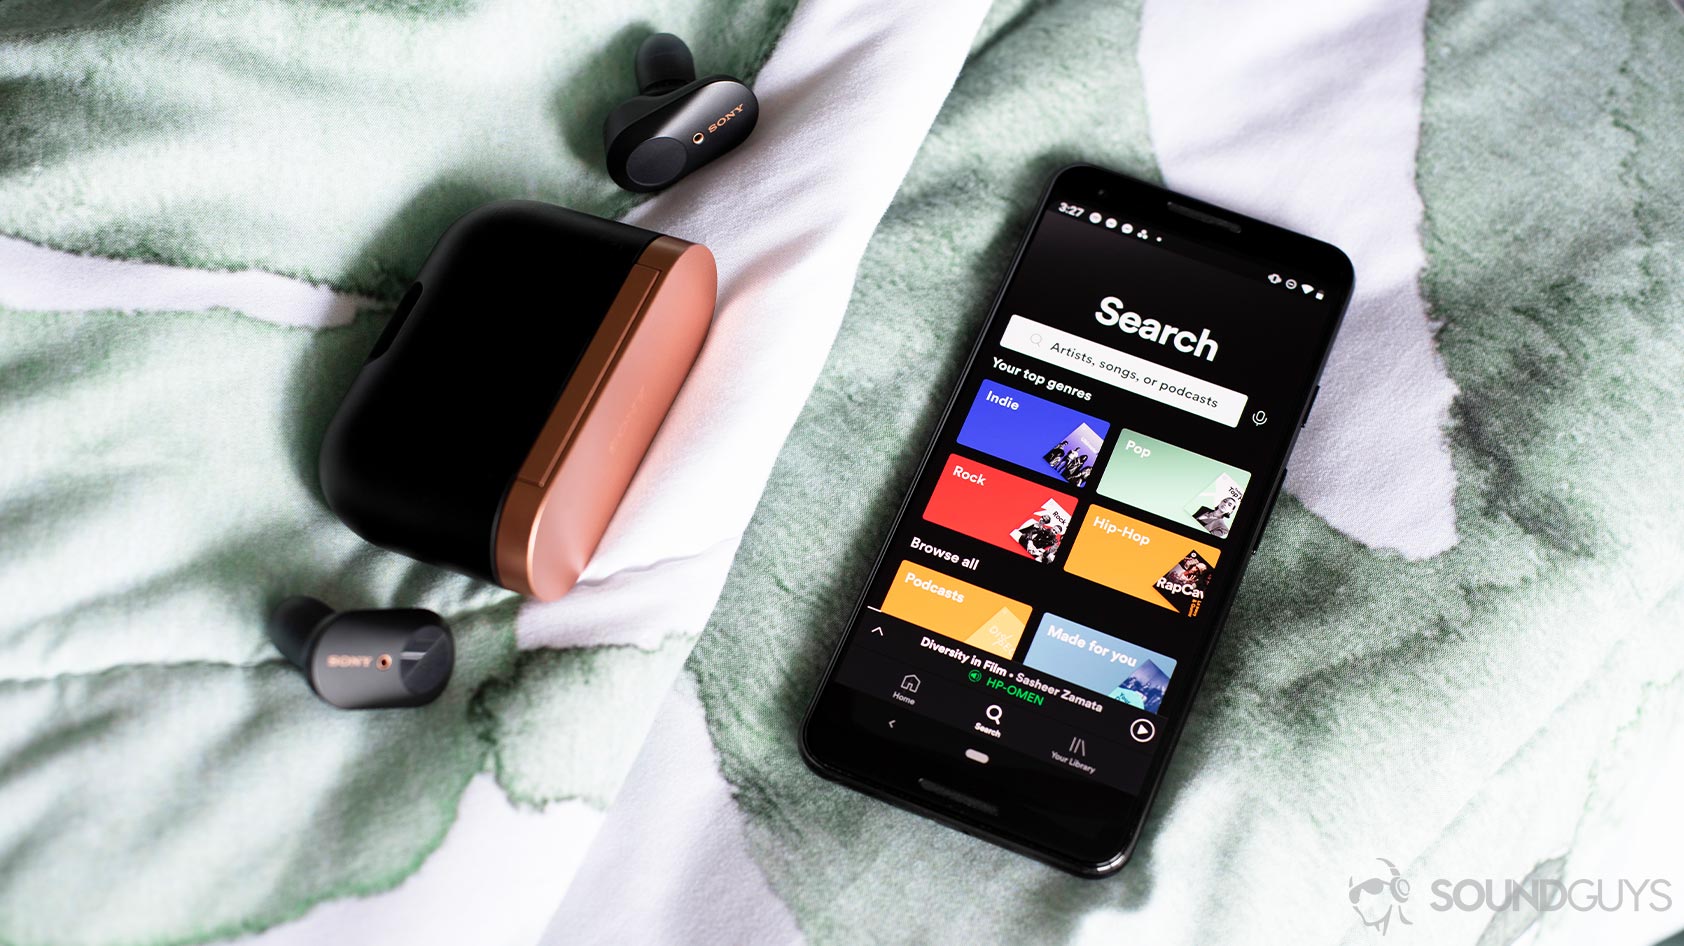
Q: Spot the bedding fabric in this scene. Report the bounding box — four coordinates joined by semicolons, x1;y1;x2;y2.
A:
1;0;1682;944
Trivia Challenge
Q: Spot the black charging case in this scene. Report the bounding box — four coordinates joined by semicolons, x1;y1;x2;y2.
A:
319;201;717;600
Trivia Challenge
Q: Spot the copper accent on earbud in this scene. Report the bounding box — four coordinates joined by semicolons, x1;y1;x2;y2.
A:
377;654;392;670
493;235;717;601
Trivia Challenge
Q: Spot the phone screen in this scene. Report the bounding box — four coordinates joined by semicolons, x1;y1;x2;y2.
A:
801;165;1352;874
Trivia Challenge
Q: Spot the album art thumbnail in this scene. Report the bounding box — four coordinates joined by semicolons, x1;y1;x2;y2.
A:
1008;499;1072;563
1110;660;1173;714
1095;430;1251;540
1063;505;1223;617
922;454;1078;564
955;380;1111;487
1021;613;1178;714
1184;473;1245;539
1155;549;1216;616
1043;422;1103;488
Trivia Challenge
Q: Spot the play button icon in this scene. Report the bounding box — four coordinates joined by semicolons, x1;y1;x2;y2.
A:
1130;719;1156;743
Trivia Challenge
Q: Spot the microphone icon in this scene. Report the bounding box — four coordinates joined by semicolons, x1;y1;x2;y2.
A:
1251;410;1268;426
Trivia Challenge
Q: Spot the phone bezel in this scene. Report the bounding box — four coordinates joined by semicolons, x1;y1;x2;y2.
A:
799;162;1355;876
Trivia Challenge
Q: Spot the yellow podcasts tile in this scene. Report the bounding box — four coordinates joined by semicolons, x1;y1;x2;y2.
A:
879;560;1033;658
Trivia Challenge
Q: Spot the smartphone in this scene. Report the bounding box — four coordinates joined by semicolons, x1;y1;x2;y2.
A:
799;164;1353;876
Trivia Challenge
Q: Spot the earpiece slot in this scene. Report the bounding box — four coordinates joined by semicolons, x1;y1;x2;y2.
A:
918;778;1001;816
1166;201;1242;233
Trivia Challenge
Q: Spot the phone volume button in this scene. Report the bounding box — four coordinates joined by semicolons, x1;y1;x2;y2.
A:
1251;467;1286;552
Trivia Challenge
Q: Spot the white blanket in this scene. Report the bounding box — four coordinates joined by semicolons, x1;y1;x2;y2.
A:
5;0;1678;942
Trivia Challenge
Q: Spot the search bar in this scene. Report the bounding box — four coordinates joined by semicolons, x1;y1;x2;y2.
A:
999;315;1247;427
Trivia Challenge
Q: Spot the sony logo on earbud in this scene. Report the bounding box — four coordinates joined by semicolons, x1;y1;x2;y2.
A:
606;34;759;191
1094;295;1219;362
707;104;745;134
325;654;374;668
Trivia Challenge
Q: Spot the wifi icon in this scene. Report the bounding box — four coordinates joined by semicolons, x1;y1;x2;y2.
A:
1301;283;1314;295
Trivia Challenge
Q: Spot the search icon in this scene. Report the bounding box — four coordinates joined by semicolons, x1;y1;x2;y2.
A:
985;704;1003;725
1028;333;1042;347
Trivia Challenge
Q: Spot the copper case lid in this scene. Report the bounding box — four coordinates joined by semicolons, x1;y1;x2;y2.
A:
494;235;716;600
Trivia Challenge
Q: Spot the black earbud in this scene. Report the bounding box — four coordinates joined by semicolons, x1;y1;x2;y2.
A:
604;33;759;192
268;596;454;709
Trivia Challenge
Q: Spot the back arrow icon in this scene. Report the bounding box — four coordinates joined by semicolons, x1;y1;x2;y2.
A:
888;719;896;728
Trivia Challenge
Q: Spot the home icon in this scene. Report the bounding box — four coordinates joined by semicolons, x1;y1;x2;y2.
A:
900;674;921;694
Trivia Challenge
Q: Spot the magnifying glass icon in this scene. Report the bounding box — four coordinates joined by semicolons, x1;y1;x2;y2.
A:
985;704;1003;725
1029;333;1042;347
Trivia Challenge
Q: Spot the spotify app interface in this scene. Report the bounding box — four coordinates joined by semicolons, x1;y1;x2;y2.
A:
824;194;1343;802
